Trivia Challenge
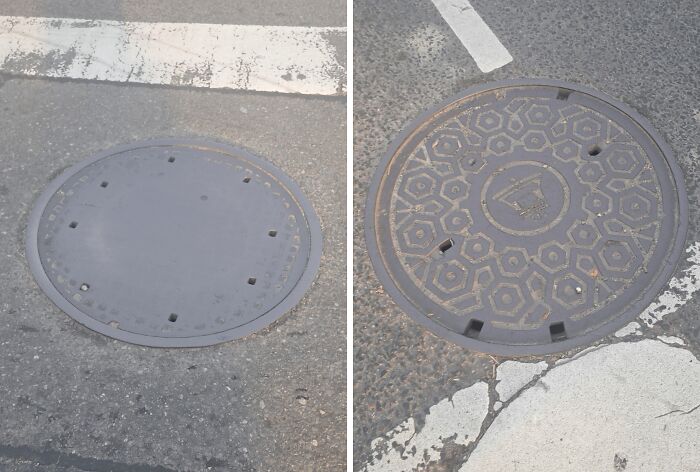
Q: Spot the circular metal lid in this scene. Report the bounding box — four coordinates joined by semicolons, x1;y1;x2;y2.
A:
27;138;322;347
366;79;687;356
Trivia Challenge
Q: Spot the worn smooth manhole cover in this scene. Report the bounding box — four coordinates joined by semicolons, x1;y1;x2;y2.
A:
366;79;687;356
27;138;322;347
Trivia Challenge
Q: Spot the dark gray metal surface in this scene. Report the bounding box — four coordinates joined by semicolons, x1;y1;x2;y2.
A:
26;138;322;347
365;79;687;356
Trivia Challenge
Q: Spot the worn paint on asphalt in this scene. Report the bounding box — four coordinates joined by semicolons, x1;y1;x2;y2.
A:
614;242;700;337
363;382;489;472
430;0;512;73
638;242;700;327
0;16;346;95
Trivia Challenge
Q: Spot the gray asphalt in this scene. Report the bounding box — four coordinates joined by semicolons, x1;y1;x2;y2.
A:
0;2;346;472
0;0;345;26
353;0;700;469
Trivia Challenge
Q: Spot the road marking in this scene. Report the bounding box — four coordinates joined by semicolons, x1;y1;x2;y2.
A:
0;16;346;95
431;0;512;73
363;382;489;472
639;242;700;327
614;242;700;337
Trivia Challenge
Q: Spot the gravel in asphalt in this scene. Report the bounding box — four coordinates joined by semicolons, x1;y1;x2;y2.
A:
354;0;700;469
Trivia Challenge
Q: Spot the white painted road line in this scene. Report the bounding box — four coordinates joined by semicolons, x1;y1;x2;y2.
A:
431;0;512;73
615;242;700;336
639;242;700;327
363;382;489;472
0;16;346;95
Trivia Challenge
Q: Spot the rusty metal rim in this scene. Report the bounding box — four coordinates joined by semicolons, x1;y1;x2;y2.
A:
26;137;323;348
365;78;688;356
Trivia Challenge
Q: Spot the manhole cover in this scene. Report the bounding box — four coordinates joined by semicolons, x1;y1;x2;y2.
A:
27;138;322;347
366;79;687;356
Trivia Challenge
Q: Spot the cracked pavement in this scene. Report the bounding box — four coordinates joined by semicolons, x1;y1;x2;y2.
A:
353;0;700;470
363;337;700;472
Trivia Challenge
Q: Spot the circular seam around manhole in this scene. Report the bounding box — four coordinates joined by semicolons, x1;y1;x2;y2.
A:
26;138;322;347
365;79;688;356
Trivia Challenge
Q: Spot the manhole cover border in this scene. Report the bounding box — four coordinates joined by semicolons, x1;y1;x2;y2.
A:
26;137;323;348
365;78;688;356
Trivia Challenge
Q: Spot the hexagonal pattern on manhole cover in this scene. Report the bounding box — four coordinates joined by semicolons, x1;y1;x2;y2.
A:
27;138;322;347
365;79;687;356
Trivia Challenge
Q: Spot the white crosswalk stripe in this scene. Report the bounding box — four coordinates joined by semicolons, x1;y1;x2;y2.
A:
0;16;346;95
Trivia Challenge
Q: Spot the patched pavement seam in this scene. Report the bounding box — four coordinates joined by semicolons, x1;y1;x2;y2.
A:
362;335;699;471
460;340;700;471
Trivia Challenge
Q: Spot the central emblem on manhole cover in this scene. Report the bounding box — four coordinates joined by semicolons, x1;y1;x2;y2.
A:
26;139;322;347
365;79;687;356
482;161;569;235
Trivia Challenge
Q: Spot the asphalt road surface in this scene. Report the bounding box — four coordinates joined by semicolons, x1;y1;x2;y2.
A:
354;0;700;470
0;1;346;471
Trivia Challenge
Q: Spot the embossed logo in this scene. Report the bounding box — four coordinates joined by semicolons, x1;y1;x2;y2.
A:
482;161;570;236
493;172;548;221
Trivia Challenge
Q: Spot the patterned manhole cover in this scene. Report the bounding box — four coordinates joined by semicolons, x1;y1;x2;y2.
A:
366;79;687;355
27;138;322;347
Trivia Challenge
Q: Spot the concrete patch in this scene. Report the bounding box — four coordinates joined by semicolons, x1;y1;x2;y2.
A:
362;381;489;472
495;360;548;402
461;340;700;472
657;335;686;345
615;321;642;337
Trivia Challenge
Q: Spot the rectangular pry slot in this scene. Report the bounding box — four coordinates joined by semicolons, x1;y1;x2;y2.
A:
549;322;567;342
556;88;571;100
464;319;484;339
438;239;454;254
